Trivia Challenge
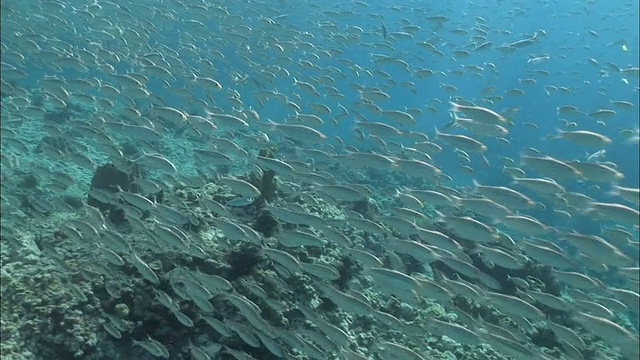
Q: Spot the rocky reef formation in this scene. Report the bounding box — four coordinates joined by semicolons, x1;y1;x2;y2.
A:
248;148;279;205
87;163;142;226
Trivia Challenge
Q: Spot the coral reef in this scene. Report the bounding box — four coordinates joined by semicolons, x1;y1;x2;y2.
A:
42;109;75;124
16;172;38;190
334;255;361;290
86;163;141;226
1;240;102;359
34;136;75;155
253;210;279;237
248;148;279;204
225;243;264;280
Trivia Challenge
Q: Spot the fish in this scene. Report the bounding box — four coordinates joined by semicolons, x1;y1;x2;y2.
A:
521;155;582;180
520;241;575;269
374;342;429;360
569;161;624;182
588;109;617;119
381;110;416;126
133;336;170;358
550;129;612;148
434;127;487;153
254;156;294;176
608;185;639;205
450;102;507;124
193;149;233;165
277;229;326;248
205;111;250;129
500;214;551;235
301;262;340;281
448;115;510;137
130;253;160;284
355;121;403;137
134;153;178;172
390;239;440;265
573;311;640;359
484;291;545;320
219;177;262;198
151;106;187;123
456;196;513;218
472;180;537;209
315;184;366;202
263;248;303;274
584;202;640;226
476;244;525;269
261;121;327;143
211;218;248;242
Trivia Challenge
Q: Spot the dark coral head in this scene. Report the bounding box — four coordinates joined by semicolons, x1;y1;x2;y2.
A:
226;244;263;280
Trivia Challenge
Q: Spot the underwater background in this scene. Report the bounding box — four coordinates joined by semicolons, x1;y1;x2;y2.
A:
1;0;639;360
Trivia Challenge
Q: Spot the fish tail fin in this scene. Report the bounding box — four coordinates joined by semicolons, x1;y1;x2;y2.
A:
432;209;447;224
449;195;462;208
433;125;441;138
442;112;457;130
546;128;565;141
480;154;490;169
605;186;620;198
471;179;481;192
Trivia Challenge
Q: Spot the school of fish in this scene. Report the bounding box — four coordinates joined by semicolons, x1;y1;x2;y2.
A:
1;0;639;360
